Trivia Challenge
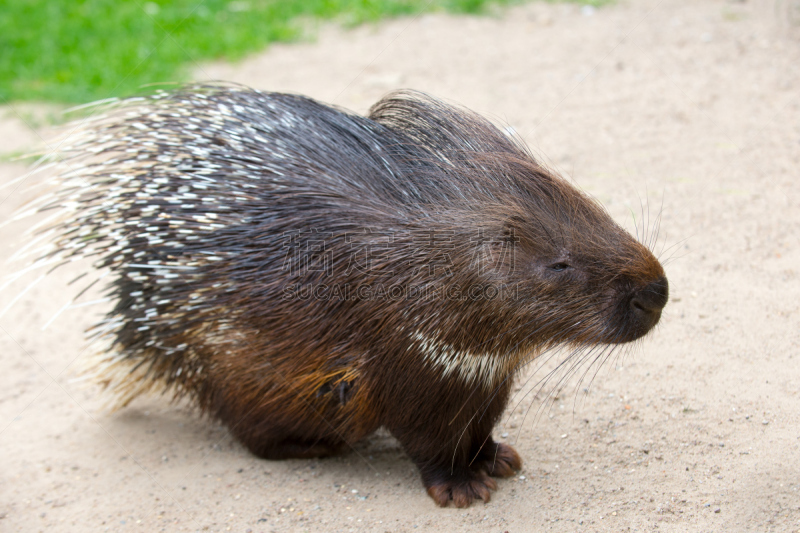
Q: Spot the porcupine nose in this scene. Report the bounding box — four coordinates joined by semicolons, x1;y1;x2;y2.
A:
629;276;669;331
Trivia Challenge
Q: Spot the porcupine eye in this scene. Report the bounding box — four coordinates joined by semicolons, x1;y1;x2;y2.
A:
548;262;570;272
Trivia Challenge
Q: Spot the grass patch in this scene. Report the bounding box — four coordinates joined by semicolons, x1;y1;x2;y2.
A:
0;0;611;105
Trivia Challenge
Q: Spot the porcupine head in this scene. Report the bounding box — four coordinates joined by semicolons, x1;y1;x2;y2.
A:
362;94;668;507
17;85;668;508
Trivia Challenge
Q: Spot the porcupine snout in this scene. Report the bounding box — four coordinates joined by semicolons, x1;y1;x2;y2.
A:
628;275;669;333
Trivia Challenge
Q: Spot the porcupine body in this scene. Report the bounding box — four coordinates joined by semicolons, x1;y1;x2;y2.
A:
41;84;668;507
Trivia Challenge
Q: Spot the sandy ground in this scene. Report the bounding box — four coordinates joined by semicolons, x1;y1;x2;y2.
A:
1;0;800;531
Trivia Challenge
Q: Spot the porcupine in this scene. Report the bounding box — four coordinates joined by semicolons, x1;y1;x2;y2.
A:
32;84;668;507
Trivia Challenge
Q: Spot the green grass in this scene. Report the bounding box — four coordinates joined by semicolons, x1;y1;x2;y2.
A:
0;0;611;105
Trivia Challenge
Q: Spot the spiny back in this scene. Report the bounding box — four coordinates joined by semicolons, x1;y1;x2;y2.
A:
35;85;546;402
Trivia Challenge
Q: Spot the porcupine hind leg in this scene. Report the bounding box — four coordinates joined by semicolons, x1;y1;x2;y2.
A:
225;413;350;460
243;436;347;460
218;375;376;461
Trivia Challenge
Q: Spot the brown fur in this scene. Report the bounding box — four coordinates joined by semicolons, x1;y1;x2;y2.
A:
37;84;668;507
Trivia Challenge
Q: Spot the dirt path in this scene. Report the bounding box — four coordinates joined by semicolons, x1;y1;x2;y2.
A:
1;0;799;531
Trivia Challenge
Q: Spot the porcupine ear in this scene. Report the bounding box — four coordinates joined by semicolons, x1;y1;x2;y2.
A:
474;214;523;276
502;215;525;245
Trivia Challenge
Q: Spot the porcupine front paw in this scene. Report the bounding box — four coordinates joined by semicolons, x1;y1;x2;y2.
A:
421;442;521;507
475;441;522;478
424;468;498;508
